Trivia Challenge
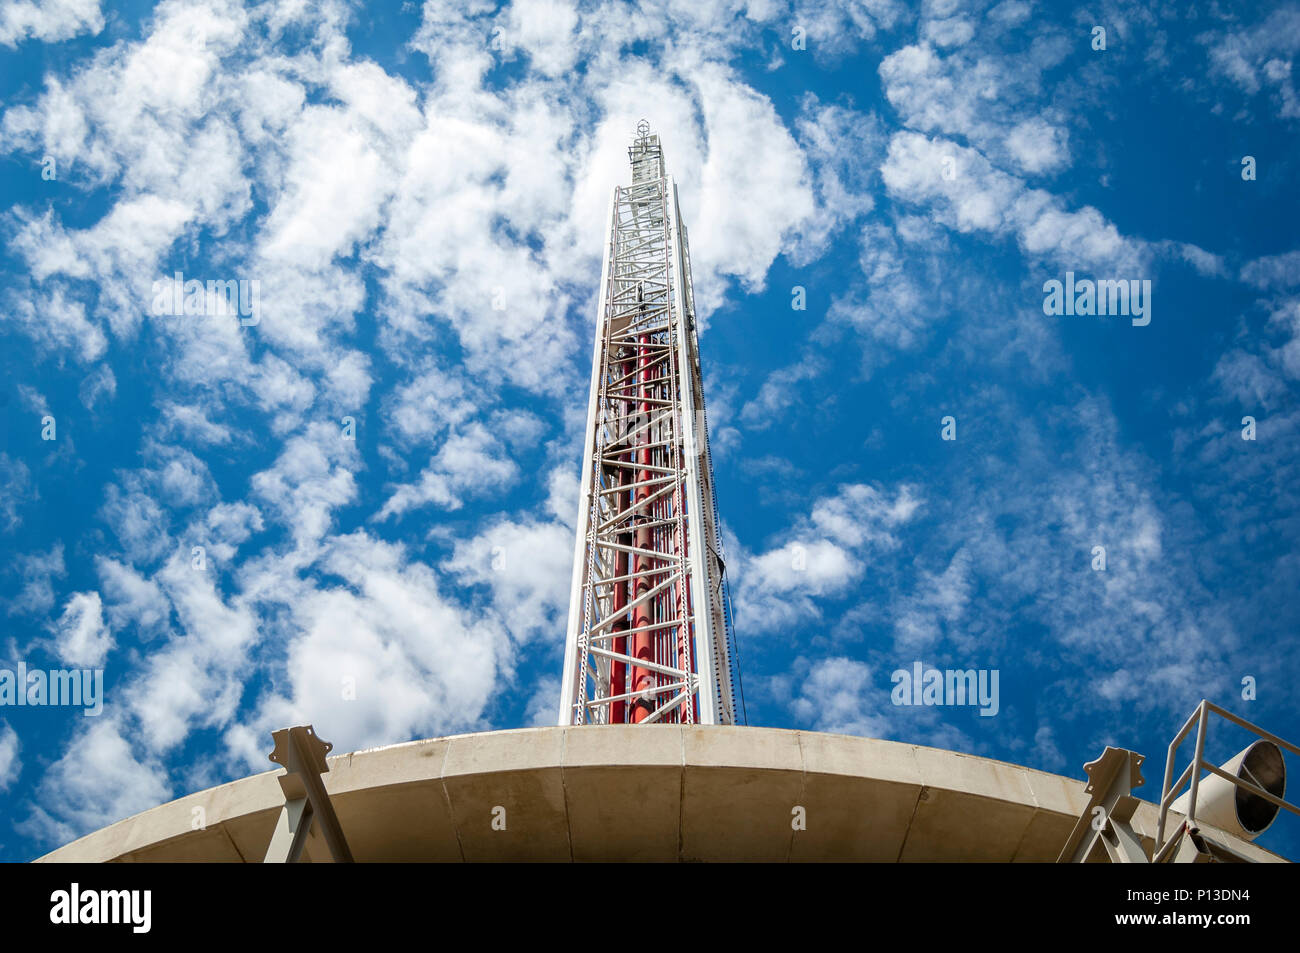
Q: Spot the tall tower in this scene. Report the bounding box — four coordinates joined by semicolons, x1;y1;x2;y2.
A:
558;121;738;727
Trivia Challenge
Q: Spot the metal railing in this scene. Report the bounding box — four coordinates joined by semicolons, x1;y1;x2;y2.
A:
1153;699;1300;863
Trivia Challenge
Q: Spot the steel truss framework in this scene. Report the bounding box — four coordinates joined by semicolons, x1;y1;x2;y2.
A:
558;128;737;727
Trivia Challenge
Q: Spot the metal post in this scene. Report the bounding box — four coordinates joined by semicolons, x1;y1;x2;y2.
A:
1186;700;1210;830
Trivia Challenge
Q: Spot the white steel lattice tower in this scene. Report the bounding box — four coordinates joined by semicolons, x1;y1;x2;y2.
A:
558;121;738;727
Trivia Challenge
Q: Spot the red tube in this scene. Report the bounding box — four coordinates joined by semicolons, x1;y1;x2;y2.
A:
630;332;655;722
608;350;631;723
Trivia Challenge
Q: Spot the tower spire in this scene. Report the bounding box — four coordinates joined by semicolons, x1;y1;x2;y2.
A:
558;121;737;726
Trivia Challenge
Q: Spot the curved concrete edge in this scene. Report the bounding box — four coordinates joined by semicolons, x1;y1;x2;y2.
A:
34;726;1286;863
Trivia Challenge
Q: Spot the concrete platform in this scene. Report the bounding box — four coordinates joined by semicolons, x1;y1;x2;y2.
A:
34;726;1284;862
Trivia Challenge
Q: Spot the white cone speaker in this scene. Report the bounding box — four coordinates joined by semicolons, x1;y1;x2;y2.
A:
1171;739;1286;841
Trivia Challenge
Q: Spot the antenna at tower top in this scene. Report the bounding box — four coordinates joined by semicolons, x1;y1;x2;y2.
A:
628;120;664;183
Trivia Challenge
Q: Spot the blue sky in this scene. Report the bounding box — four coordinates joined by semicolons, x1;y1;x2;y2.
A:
1;0;1299;863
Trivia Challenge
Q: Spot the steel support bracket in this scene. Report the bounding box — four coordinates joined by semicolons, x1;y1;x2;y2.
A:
1058;746;1149;863
262;725;354;863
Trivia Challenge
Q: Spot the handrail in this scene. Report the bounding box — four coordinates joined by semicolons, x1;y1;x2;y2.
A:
1153;699;1300;861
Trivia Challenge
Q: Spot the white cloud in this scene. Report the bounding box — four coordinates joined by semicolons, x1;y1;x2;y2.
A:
544;464;579;524
250;422;359;548
0;455;34;533
1202;6;1300;119
881;130;1145;273
158;402;234;446
1032;723;1065;770
377;424;517;520
3;283;106;361
734;483;922;634
0;0;103;48
154;448;216;509
96;556;171;636
879;38;1073;177
8;544;64;617
501;0;579;76
750;539;857;595
259;105;400;269
78;363;116;409
226;531;508;765
922;16;974;49
99;483;172;565
830;224;938;351
1242;250;1300;291
783;655;972;752
122;551;260;752
18;719;169;849
787;0;903;54
811;482;923;548
685;62;820;312
524;675;560;726
740;355;825;428
1208;296;1300;414
446;517;572;644
384;359;482;447
790;95;883;255
890;548;972;654
987;0;1030;27
1004;118;1069;175
50;591;113;668
200;501;264;560
1212;350;1288;408
788;657;890;738
0;721;20;792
